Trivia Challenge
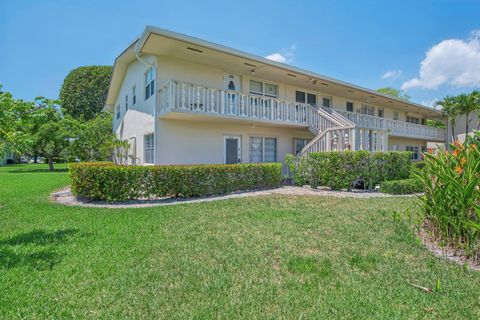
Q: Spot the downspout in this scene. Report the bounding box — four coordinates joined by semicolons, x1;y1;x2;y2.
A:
134;44;158;165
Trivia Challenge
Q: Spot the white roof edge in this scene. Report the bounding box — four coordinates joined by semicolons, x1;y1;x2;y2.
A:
130;25;441;115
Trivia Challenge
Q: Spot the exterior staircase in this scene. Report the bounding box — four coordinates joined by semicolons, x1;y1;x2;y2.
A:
301;107;356;155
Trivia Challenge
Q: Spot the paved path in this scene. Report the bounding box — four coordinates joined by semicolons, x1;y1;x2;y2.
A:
50;186;416;209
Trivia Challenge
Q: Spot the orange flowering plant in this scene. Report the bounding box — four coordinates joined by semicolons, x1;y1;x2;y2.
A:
415;131;480;256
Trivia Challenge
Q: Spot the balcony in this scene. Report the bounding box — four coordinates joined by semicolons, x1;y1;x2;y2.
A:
157;80;352;134
336;110;446;142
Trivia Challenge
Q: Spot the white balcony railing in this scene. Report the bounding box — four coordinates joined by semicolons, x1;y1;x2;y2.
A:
337;110;445;141
158;80;350;134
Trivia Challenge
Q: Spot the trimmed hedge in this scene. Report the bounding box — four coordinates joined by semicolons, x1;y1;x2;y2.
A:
380;178;423;195
287;151;412;190
70;162;283;201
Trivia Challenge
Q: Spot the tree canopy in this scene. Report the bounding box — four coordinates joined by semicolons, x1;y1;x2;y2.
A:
59;65;113;120
376;87;411;101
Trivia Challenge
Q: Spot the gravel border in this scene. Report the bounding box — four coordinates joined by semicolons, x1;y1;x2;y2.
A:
50;186;416;209
419;222;480;271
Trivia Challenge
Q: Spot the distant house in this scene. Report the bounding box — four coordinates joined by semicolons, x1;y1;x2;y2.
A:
0;149;15;165
104;26;447;167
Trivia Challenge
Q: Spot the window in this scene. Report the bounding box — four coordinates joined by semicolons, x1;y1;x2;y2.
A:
145;67;155;100
360;104;375;116
322;97;331;108
265;83;278;97
393;111;399;120
132;86;136;105
295;91;306;103
406;116;420;124
295;91;317;107
378;109;384;118
116;105;120;119
406;146;420;160
144;134;154;164
249;80;278;97
249;137;277;162
125;95;128;111
294;138;309;155
307;93;317;107
346;101;354;112
249;80;263;94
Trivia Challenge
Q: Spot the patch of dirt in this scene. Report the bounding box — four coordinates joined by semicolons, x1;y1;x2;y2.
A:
418;221;480;271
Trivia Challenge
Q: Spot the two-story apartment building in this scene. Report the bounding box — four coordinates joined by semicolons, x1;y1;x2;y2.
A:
105;26;447;167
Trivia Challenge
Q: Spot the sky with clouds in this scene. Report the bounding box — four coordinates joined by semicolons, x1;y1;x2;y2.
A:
1;0;479;107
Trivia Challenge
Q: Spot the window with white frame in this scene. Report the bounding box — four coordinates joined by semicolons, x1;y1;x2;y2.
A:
295;90;317;107
378;109;384;117
322;96;331;108
125;95;128;111
346;101;354;112
406;146;420;160
132;86;136;105
144;134;154;164
249;80;278;97
145;67;155;100
393;111;399;120
294;138;309;155
360;104;375;116
406;116;420;124
249;137;277;162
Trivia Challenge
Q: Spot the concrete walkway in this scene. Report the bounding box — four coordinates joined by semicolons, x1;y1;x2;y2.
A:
50;186;416;209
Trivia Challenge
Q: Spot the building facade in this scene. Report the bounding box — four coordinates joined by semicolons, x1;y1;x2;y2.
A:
105;26;447;167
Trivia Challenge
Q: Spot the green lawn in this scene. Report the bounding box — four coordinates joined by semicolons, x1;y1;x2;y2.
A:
1;164;480;319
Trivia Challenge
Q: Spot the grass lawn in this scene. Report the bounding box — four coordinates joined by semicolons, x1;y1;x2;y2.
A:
1;164;480;319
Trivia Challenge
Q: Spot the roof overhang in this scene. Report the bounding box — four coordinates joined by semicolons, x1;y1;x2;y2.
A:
105;25;444;119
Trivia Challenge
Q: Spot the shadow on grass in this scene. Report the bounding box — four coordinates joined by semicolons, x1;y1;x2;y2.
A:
7;168;69;173
0;228;81;270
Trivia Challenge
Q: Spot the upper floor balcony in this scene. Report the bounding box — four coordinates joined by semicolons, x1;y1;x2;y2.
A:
336;110;446;142
157;80;446;142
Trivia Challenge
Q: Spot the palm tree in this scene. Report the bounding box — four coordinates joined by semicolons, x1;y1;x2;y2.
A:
456;92;478;134
471;90;480;130
436;95;459;142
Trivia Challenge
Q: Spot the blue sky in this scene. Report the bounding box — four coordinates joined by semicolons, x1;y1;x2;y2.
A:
1;0;479;106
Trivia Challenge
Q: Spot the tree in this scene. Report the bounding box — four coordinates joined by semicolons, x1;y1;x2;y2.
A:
59;66;113;120
376;87;411;101
436;96;460;141
0;85;42;158
31;99;80;171
70;112;116;161
471;90;480;130
456;92;478;134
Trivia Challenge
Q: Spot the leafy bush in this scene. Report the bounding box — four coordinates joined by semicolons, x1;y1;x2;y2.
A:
416;132;480;255
380;178;423;195
59;66;113;120
70;162;283;201
287;151;411;190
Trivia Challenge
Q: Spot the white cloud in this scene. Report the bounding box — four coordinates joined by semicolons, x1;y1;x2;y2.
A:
420;98;439;108
402;30;480;90
265;53;288;63
265;44;296;63
381;70;402;80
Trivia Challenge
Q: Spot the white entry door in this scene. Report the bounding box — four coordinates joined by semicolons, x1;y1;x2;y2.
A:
224;135;241;164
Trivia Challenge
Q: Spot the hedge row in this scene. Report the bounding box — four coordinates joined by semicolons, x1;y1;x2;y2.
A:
380;178;423;195
69;162;283;201
287;151;412;190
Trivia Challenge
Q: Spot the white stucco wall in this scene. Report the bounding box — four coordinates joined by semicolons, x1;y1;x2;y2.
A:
156;119;313;168
112;55;157;164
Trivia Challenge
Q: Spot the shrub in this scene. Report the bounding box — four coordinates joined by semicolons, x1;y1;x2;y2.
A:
70;162;283;201
287;151;412;190
380;178;423;195
415;132;480;256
